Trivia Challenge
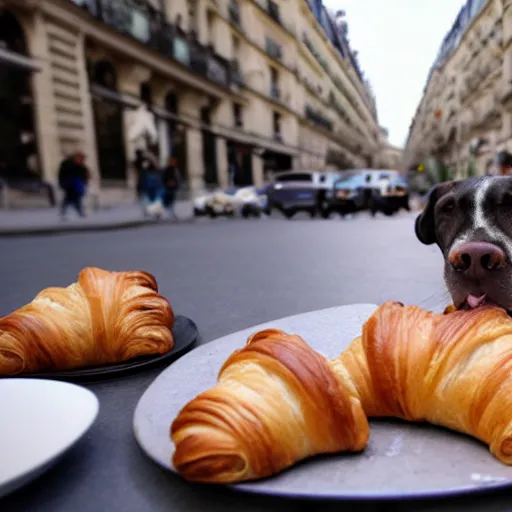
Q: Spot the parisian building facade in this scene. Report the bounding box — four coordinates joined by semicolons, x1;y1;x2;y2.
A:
0;0;395;205
404;0;512;177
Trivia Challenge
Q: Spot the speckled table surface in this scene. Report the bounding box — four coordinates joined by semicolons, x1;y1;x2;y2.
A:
4;302;512;512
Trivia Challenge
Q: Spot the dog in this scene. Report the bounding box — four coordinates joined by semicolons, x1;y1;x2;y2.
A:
415;176;512;312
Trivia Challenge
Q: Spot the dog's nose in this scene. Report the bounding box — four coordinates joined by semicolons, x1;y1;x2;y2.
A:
448;241;507;279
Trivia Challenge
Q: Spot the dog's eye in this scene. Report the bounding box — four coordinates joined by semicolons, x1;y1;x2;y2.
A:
440;198;455;213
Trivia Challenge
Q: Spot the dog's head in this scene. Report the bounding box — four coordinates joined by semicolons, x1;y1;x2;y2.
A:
415;176;512;311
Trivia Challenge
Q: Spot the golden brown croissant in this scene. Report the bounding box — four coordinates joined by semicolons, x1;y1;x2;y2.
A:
0;266;174;375
332;300;512;464
170;328;369;483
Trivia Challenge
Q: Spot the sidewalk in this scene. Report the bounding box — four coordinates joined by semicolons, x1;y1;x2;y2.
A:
0;201;193;237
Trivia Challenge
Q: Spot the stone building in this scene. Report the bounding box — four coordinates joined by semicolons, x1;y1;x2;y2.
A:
404;0;512;177
0;0;385;206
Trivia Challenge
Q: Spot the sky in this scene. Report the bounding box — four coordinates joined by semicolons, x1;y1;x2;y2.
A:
324;0;466;148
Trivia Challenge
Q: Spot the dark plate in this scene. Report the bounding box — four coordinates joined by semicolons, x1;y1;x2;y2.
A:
7;315;199;383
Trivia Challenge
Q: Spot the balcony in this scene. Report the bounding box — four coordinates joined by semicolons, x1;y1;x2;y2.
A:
302;33;329;73
328;91;347;120
253;0;296;36
189;45;230;87
265;36;283;61
68;0;234;89
305;104;333;131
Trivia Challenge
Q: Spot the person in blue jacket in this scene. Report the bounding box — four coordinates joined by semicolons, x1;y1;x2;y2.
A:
58;150;89;219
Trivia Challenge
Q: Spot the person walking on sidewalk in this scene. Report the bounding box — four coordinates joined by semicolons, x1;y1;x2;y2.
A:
139;156;164;219
58;150;90;219
162;156;181;220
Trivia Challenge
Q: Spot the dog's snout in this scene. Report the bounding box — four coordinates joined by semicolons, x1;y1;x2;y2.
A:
448;242;507;279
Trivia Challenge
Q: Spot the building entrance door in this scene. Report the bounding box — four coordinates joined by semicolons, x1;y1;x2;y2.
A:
89;58;127;182
92;95;127;181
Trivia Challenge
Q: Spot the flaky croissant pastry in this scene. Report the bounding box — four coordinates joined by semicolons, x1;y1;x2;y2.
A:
0;267;174;375
170;328;369;483
332;300;512;465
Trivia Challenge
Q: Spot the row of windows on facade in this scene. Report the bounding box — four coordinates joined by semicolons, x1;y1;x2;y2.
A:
430;0;488;72
73;0;365;118
71;0;368;133
141;80;282;137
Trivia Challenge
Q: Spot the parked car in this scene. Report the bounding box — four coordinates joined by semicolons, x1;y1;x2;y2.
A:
238;185;271;218
321;173;367;218
365;171;410;216
321;169;410;218
381;175;410;212
266;170;342;219
193;186;269;218
193;189;235;218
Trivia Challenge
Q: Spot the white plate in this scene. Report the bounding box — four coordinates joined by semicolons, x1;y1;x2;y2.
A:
0;379;99;499
134;304;512;500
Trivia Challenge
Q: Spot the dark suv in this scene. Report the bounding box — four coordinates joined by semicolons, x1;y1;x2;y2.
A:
266;171;340;219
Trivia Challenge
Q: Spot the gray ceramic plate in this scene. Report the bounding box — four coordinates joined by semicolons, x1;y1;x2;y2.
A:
133;304;512;500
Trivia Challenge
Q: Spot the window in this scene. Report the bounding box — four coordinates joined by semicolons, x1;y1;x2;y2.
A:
273;111;281;139
165;93;178;115
270;67;279;99
232;35;240;57
270;66;278;84
265;36;282;60
233;103;243;127
200;106;211;125
140;82;152;105
229;0;241;26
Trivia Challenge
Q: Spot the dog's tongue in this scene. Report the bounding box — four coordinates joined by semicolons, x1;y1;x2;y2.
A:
466;294;487;309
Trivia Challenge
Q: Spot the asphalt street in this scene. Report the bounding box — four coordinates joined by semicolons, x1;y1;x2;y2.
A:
0;212;462;512
0;211;447;337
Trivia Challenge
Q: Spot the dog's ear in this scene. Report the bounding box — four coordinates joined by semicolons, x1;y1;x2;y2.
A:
415;181;455;245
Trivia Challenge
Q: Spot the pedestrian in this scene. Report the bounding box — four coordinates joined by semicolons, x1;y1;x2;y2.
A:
139;157;164;219
134;149;146;201
162;156;181;220
58;150;89;219
497;151;512;176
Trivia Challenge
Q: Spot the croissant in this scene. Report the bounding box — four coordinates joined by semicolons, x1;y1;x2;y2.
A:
170;328;369;483
332;300;512;464
0;266;174;375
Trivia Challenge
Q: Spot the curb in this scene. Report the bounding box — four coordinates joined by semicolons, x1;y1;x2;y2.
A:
0;216;196;238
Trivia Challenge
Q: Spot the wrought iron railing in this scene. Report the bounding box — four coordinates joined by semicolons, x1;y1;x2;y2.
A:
302;32;329;73
305;104;333;131
69;0;234;89
253;0;295;36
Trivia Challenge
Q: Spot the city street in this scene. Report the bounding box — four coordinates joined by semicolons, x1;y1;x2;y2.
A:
0;213;484;512
0;212;447;341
